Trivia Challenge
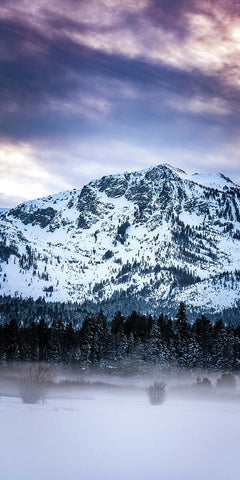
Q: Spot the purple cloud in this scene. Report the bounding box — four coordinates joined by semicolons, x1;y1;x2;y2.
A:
0;0;240;206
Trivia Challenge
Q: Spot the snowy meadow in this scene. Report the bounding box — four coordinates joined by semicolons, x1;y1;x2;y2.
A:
1;369;240;480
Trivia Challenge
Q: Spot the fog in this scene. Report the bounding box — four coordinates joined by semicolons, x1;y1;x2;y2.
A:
0;366;240;480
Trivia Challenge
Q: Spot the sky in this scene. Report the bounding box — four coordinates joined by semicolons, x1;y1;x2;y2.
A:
0;0;240;207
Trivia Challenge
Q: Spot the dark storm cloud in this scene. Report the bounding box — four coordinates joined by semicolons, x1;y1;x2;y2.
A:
1;1;239;116
0;0;240;206
0;10;239;141
143;0;193;38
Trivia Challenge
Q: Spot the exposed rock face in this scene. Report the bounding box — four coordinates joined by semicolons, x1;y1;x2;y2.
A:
11;206;57;228
0;163;240;315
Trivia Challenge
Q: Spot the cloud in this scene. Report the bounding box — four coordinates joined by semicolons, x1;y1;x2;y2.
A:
1;0;240;84
1;134;240;210
29;0;240;89
166;94;231;116
0;0;239;206
0;140;72;207
1;0;239;131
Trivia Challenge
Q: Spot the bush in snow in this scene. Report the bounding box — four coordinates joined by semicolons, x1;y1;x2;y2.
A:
18;363;55;404
194;376;212;390
216;373;236;391
146;381;166;405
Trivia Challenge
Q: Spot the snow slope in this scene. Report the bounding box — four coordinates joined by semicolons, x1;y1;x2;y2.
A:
1;163;240;314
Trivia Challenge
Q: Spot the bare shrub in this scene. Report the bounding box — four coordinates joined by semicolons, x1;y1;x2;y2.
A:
18;363;55;404
147;381;166;405
194;376;212;390
216;373;236;391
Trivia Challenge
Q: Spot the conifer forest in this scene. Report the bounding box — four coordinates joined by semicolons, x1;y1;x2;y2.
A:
1;299;240;372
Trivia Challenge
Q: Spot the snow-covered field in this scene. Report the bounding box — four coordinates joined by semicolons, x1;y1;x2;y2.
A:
1;389;240;480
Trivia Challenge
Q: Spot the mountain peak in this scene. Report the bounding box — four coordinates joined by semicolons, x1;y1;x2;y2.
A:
0;163;240;318
89;163;237;200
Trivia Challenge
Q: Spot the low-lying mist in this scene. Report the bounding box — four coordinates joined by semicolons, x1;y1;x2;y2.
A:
1;364;240;480
0;362;239;403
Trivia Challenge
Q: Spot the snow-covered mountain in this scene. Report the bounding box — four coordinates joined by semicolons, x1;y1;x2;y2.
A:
1;163;240;316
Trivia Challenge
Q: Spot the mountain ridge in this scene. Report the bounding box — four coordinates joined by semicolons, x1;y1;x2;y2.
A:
1;163;240;317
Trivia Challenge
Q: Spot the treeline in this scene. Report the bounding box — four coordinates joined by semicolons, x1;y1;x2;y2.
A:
1;303;240;371
0;295;85;326
1;294;240;327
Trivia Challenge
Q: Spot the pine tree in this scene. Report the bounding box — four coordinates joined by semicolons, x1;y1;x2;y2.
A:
111;311;125;335
80;315;96;365
216;326;238;370
174;303;190;366
48;320;63;363
63;321;75;363
185;338;202;369
192;315;213;367
37;318;49;361
148;321;163;364
5;318;19;361
175;303;189;340
95;310;108;363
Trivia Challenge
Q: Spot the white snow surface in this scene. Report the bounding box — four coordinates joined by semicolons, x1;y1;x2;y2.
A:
1;391;240;480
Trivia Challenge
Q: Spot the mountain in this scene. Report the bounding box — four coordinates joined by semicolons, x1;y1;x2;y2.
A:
1;163;240;318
